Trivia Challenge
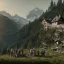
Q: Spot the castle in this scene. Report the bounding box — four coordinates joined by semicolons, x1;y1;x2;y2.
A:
41;15;64;31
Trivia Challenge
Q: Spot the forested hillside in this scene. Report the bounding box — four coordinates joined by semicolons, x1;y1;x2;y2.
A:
12;0;64;49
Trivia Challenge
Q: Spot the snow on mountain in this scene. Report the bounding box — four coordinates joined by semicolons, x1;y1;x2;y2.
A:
0;8;43;29
26;7;43;21
0;11;29;29
12;14;29;29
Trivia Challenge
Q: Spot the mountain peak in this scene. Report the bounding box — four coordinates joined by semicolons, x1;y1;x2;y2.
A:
26;7;43;21
0;11;12;19
14;14;19;17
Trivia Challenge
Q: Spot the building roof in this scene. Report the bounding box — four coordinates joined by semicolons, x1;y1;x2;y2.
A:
46;19;52;24
51;15;59;23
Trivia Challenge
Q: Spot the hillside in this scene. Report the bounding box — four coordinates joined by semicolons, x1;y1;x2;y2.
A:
12;0;64;49
0;14;18;49
12;18;42;49
27;7;43;21
13;16;64;49
0;11;29;29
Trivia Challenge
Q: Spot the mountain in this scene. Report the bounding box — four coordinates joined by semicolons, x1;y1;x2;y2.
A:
0;11;29;29
1;0;64;49
12;0;64;49
0;14;18;49
12;17;54;49
0;11;12;19
13;15;64;49
12;18;42;49
12;14;29;29
26;7;43;21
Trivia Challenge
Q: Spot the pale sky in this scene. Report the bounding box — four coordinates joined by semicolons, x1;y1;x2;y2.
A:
0;0;58;17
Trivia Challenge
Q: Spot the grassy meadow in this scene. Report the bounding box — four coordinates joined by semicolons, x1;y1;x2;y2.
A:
0;54;64;64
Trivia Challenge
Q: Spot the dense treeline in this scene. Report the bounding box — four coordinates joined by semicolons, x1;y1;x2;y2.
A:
42;0;64;19
16;19;43;49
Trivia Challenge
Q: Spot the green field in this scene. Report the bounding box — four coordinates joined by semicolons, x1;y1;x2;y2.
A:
0;54;64;64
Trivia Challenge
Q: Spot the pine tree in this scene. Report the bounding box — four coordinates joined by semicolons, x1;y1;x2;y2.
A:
54;2;56;7
57;0;62;15
57;0;62;6
62;0;64;11
48;0;54;11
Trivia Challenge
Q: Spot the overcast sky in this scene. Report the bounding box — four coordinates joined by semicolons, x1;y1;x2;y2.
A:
0;0;58;17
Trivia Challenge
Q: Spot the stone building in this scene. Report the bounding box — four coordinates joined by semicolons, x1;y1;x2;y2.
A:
41;15;64;31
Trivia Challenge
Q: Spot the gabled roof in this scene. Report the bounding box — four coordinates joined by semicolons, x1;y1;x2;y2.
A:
51;15;59;23
51;14;64;24
42;18;52;24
